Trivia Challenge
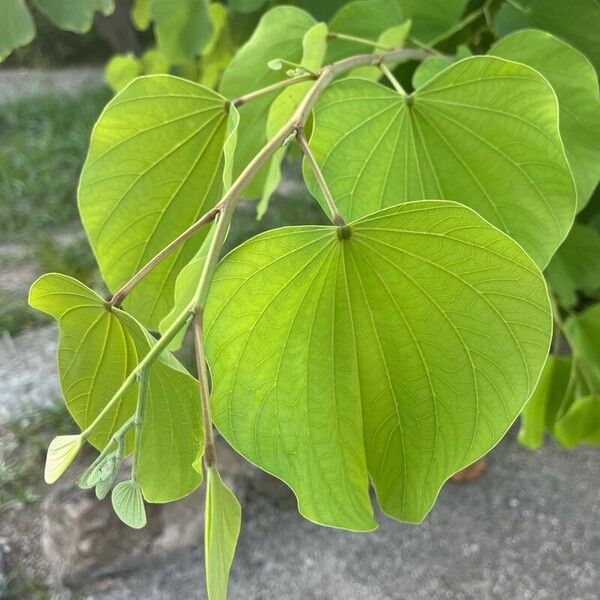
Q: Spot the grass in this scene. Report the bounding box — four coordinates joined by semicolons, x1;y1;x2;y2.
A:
0;85;111;240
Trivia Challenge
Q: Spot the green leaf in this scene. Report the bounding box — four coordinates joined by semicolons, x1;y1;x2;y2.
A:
205;201;552;527
0;0;35;62
205;467;242;600
228;0;268;13
220;6;315;200
104;54;141;93
412;56;452;89
491;30;600;210
151;0;212;65
301;22;328;73
131;0;151;30
304;56;576;268
44;435;82;484
112;480;147;529
29;273;203;502
327;0;405;62
140;49;171;75
518;355;572;450
79;75;234;329
494;0;600;72
553;395;600;448
399;0;468;43
32;0;114;33
566;303;600;390
546;224;600;308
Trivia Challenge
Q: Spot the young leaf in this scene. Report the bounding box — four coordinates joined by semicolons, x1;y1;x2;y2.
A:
112;480;147;529
301;22;328;73
553;396;600;448
104;53;141;93
220;6;316;200
491;30;600;210
205;467;242;600
494;0;600;71
29;273;203;502
151;0;212;65
0;0;35;62
545;224;600;308
518;356;573;450
44;435;82;484
79;75;235;329
32;0;114;33
304;56;576;268
205;201;552;527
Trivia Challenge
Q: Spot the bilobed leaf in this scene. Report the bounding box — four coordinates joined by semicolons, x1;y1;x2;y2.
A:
304;56;576;267
412;56;452;89
491;30;600;210
205;201;552;527
29;273;203;503
112;480;147;529
546;224;600;308
494;0;600;71
140;49;171;75
104;54;141;93
79;75;234;329
131;0;151;30
399;0;467;43
220;6;315;200
554;396;600;448
151;0;212;65
518;356;573;450
205;467;241;600
33;0;114;33
0;0;35;62
44;435;82;484
566;303;600;390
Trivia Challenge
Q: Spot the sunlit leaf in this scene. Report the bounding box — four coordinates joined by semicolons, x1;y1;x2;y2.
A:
0;0;35;62
33;0;114;33
494;0;600;71
29;273;203;502
79;75;234;329
151;0;212;65
518;355;572;450
491;30;600;210
205;467;241;600
305;56;576;267
205;201;551;527
112;480;147;529
554;395;600;448
301;22;328;73
220;6;315;200
131;0;151;30
44;435;82;484
546;224;600;308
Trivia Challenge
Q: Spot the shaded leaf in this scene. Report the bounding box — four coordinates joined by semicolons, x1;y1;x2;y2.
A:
112;480;147;529
29;273;203;502
33;0;114;33
566;303;600;391
79;75;233;329
304;56;576;267
205;201;551;527
205;467;242;600
554;395;600;448
0;0;35;62
491;30;600;210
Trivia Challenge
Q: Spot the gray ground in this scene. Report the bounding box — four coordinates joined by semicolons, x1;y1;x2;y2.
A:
80;429;599;600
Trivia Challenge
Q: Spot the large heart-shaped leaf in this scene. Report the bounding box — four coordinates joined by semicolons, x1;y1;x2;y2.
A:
304;56;576;267
494;0;600;71
0;0;35;62
491;30;600;210
205;201;552;528
220;6;315;200
79;75;235;329
29;273;202;502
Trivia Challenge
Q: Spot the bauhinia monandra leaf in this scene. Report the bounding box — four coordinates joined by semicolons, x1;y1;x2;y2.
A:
304;56;576;268
79;75;236;330
29;273;203;502
205;201;552;528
